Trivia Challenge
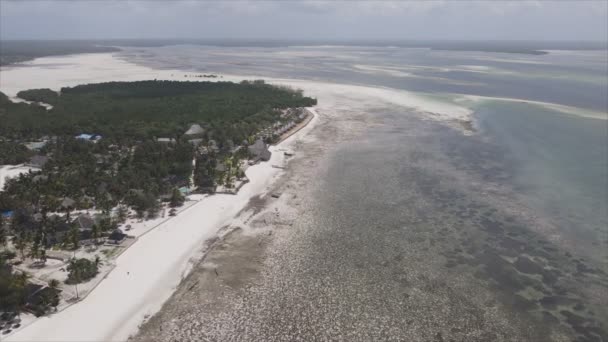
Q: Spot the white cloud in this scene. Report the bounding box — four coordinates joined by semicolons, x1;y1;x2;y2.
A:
1;0;606;40
471;1;543;15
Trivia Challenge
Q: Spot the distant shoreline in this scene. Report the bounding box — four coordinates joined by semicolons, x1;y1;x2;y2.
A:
2;39;607;66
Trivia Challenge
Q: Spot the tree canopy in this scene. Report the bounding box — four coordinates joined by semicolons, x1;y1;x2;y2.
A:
0;79;316;318
0;80;316;140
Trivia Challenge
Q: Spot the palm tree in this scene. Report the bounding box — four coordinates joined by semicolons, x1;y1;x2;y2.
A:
65;208;72;222
233;160;243;180
14;271;31;303
28;228;43;260
28;239;40;260
16;271;30;285
0;227;7;247
69;225;79;250
225;173;234;188
91;224;100;245
216;173;225;187
169;188;184;208
48;278;62;310
13;234;27;261
97;195;112;215
48;279;60;290
70;258;81;299
39;248;47;264
224;156;233;171
116;205;128;223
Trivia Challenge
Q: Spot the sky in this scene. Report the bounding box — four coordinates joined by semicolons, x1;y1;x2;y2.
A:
1;0;607;41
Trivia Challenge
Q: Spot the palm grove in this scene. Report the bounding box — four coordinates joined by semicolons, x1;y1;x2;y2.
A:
0;80;316;316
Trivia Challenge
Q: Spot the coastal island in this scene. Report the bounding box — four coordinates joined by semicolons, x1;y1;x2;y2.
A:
0;80;316;332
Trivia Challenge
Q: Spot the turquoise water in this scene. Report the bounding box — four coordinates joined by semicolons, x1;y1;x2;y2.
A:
477;102;608;261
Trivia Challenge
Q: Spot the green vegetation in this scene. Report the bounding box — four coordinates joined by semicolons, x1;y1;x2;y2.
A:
169;188;185;208
0;253;59;316
0;80;314;315
1;80;316;140
65;258;99;284
17;88;59;105
0;141;31;164
0;254;27;312
1;80;314;210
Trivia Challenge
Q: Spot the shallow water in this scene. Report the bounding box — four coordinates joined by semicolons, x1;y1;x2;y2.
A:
0;41;605;341
122;44;607;255
343;109;608;340
121;44;608;341
476;102;608;261
120;45;608;112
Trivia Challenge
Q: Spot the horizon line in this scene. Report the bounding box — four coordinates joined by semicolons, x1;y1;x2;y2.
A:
1;38;607;44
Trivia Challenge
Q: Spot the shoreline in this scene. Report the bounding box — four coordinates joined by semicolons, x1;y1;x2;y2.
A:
132;109;325;341
6;112;318;342
2;56;320;341
2;48;605;342
0;50;561;341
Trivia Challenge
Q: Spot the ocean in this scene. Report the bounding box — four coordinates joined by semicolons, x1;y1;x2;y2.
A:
118;44;607;341
2;40;605;340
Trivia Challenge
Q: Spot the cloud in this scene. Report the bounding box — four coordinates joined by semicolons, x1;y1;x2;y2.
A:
276;0;455;16
469;1;542;15
1;0;606;40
